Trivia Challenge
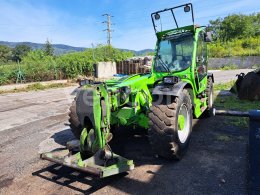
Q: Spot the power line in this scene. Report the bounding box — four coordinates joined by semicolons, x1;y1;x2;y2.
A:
102;13;114;46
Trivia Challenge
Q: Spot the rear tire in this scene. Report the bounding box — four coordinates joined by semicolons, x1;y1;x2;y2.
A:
69;100;83;139
148;89;192;159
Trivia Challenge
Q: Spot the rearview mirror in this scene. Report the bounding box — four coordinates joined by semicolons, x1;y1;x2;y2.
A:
204;32;213;42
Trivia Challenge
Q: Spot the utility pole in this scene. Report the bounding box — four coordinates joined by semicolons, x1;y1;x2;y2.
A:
102;14;113;46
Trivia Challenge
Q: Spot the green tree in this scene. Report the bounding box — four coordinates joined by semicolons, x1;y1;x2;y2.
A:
209;13;260;41
208;18;222;41
12;44;31;62
0;45;12;63
44;39;54;56
253;12;260;36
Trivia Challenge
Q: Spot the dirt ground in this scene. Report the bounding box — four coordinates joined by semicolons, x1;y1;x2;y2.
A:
0;112;248;194
0;72;250;194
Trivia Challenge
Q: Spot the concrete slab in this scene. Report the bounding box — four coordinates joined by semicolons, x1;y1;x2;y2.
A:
0;86;75;132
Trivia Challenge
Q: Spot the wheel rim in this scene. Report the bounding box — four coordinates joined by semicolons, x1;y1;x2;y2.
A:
177;104;190;144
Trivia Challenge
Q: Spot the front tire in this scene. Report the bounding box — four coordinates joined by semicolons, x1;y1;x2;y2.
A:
68;100;83;139
148;89;192;159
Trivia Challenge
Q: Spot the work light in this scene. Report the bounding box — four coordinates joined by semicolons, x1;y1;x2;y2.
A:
163;76;180;84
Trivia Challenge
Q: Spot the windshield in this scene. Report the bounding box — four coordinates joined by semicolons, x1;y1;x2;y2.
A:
154;34;194;72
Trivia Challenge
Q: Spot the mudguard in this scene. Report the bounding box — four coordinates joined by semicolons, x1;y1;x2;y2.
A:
152;81;188;97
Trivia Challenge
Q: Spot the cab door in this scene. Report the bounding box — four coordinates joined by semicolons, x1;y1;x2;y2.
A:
195;31;207;92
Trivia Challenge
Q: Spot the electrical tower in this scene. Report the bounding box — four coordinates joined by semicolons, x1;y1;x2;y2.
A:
102;14;113;46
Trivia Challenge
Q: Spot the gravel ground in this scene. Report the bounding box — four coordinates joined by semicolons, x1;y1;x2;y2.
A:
0;71;250;194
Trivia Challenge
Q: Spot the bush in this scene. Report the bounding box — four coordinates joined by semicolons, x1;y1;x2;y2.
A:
0;45;134;85
22;50;63;82
56;45;134;78
56;51;93;78
0;63;18;85
208;36;260;57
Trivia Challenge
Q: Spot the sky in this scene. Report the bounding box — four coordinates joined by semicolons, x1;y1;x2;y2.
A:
0;0;259;50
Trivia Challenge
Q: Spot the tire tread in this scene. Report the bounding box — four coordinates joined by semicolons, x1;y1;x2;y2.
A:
148;89;192;159
68;100;83;139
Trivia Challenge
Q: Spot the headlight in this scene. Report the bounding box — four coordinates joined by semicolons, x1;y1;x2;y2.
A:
163;76;180;84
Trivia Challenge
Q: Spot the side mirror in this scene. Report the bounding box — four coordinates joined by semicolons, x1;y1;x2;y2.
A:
204;32;213;42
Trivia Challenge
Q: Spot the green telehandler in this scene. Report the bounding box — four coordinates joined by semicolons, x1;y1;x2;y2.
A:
41;3;214;178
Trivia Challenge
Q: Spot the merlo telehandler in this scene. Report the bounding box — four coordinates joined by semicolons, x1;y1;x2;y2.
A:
41;3;214;178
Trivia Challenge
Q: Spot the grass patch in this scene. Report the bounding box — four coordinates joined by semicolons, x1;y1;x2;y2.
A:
220;64;238;70
0;82;74;94
214;95;260;111
216;135;232;142
27;83;46;91
214;80;235;91
252;64;260;69
227;116;249;128
214;85;260;128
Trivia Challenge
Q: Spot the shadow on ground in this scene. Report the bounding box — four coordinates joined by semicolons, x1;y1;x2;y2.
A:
51;128;75;147
33;105;248;195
